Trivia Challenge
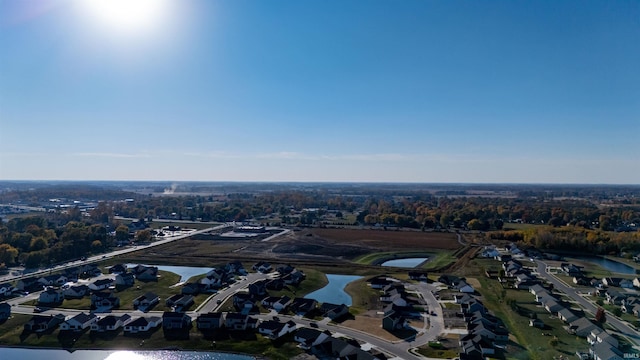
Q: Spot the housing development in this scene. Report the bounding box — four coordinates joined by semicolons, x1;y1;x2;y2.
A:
0;181;639;360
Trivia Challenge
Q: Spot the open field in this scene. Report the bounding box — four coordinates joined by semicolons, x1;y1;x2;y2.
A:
305;228;460;251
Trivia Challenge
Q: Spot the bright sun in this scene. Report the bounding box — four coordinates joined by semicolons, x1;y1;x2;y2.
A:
77;0;171;36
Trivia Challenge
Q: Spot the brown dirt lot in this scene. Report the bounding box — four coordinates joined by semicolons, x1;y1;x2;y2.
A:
341;315;396;341
280;228;460;257
299;228;460;251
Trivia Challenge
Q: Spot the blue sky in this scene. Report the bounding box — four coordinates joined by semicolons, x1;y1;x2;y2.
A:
1;0;638;183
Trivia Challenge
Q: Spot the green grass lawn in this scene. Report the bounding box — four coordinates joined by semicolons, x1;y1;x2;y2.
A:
353;251;453;269
422;251;456;270
344;277;381;312
416;346;458;359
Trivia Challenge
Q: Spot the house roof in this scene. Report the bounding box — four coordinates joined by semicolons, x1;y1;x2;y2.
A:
97;314;130;326
70;312;96;324
128;316;160;326
295;327;322;341
92;278;113;286
259;320;283;331
198;312;224;320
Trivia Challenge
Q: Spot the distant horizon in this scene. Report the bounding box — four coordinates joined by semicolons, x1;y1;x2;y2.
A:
0;179;638;186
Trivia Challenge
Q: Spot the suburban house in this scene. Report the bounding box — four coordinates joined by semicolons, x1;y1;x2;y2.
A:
225;312;258;331
165;294;184;307
107;264;128;274
171;295;194;312
382;311;406;331
289;297;317;314
16;277;41;292
24;314;65;333
200;269;227;289
566;317;600;338
248;280;267;297
588;328;619;348
408;271;429;281
196;312;225;330
60;312;98;332
320;303;350;320
132;265;158;281
257;320;297;340
0;302;11;321
233;293;255;312
558;307;580;323
89;278;114;291
79;264;101;278
63;268;80;282
91;314;131;332
123;316;162;334
38;274;68;287
281;269;305;285
602;277;623;287
369;276;393;289
133;292;159;311
273;296;292;312
181;282;201;295
253;261;272;273
456;280;475;293
38;287;63;305
619;279;634;289
543;299;564;315
91;291;120;309
529;318;544;328
294;328;331;350
162;312;192;330
115;272;135;287
561;263;584;277
63;284;89;299
589;342;624;360
312;337;382;360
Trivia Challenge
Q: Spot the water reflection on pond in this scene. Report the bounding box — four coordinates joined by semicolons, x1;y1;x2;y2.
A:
126;264;211;283
305;274;362;306
573;257;637;275
381;257;428;268
0;349;254;360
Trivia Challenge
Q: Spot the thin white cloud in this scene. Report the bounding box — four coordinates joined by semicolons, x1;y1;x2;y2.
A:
72;152;151;158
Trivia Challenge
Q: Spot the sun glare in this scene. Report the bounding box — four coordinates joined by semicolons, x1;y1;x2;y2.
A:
104;351;147;360
77;0;171;36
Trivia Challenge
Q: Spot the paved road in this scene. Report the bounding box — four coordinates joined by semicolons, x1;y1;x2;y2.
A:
535;260;640;348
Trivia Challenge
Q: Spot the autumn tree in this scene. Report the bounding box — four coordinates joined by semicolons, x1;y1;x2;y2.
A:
115;225;130;243
595;307;606;324
136;230;152;243
0;244;19;265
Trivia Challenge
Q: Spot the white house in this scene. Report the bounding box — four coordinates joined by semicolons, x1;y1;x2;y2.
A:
91;314;131;332
124;316;162;334
60;313;97;332
257;320;297;340
89;278;114;291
